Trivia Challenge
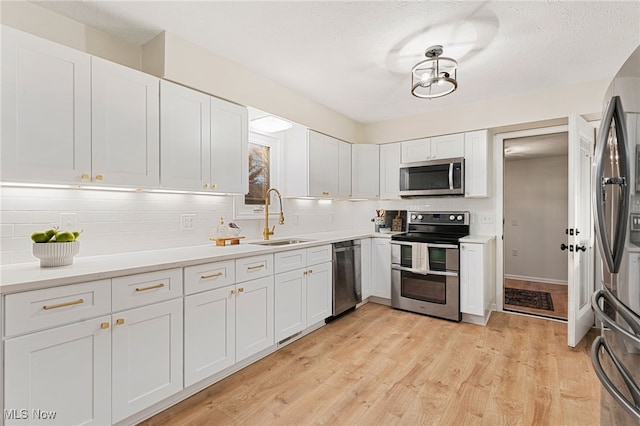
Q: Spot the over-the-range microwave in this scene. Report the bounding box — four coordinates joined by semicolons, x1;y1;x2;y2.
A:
399;157;464;197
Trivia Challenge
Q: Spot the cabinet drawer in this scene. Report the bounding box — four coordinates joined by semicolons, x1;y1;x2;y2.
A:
274;249;307;274
112;268;182;311
307;245;333;266
5;279;111;337
235;254;273;283
184;260;235;295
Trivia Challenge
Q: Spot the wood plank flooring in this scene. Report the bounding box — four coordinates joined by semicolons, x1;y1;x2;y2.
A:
140;303;599;426
504;278;568;320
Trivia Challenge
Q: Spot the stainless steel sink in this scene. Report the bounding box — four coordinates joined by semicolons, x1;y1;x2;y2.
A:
250;239;313;246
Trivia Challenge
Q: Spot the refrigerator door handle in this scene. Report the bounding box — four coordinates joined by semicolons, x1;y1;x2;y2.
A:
592;288;640;341
591;336;640;418
593;95;631;274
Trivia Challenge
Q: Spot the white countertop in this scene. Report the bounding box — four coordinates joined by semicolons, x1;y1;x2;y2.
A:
459;234;496;244
1;230;383;294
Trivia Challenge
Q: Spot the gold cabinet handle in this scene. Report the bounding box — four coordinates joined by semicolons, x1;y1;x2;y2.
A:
304;271;308;276
231;289;236;295
116;318;125;325
204;183;210;189
308;269;313;274
238;287;244;293
211;183;218;189
43;298;84;310
247;264;265;271
101;322;110;329
81;173;90;181
95;174;104;181
322;191;329;196
201;272;223;280
135;283;165;292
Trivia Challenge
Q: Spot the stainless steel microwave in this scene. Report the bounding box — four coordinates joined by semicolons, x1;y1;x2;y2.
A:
399;157;464;197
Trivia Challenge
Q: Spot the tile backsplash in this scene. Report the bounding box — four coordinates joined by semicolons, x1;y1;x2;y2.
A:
0;187;375;265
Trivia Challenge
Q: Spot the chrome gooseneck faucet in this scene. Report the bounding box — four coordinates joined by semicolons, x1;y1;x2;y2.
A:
263;188;284;240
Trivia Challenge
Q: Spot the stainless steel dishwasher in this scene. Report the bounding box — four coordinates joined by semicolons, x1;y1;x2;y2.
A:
331;240;362;318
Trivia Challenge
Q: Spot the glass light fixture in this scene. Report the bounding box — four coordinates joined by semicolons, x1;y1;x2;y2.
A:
250;115;293;133
411;45;458;99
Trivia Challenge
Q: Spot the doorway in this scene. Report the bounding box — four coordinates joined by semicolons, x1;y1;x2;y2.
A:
503;132;569;320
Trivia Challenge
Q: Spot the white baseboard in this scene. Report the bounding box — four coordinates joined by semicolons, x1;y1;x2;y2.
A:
504;274;567;286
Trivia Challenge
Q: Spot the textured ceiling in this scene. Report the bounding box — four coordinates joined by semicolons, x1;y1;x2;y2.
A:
33;1;640;124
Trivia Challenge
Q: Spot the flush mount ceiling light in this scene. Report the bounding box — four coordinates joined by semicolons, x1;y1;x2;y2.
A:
250;115;293;133
411;45;458;99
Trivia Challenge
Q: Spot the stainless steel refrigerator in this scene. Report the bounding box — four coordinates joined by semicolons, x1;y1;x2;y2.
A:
591;45;640;425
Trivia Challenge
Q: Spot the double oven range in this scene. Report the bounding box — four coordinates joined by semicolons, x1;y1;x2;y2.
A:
391;211;469;322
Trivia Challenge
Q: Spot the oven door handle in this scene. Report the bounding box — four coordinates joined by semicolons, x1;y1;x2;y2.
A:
448;162;454;190
426;243;459;249
391;264;458;277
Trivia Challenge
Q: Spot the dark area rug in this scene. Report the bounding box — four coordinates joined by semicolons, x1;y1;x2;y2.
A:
505;288;554;311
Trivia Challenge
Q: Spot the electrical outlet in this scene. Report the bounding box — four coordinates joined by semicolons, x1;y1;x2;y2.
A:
181;214;196;230
512;249;519;256
481;214;494;224
60;213;77;230
329;213;335;223
291;213;300;225
511;219;519;226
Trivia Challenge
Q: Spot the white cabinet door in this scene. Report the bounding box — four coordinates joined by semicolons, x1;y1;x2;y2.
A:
379;143;401;199
275;269;306;341
460;242;484;316
184;286;235;387
306;261;332;326
91;57;160;187
5;316;111;426
235;276;274;362
282;125;309;197
1;26;91;184
464;130;490;198
352;144;380;199
338;140;352;198
401;138;430;163
430;133;465;159
308;131;339;197
210;97;248;194
360;238;372;299
371;238;391;299
112;298;183;423
160;80;211;190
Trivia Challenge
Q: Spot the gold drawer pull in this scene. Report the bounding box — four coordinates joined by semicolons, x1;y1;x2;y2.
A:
81;173;90;181
101;322;110;329
308;269;313;274
135;283;165;292
201;272;223;280
322;191;330;196
238;287;244;293
43;298;84;310
247;264;265;271
95;174;104;181
116;318;125;325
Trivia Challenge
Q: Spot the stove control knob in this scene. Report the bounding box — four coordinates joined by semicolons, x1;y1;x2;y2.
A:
411;214;417;220
457;215;463;221
449;215;455;221
417;215;423;220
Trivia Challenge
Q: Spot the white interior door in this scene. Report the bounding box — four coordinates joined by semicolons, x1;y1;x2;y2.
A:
567;114;596;347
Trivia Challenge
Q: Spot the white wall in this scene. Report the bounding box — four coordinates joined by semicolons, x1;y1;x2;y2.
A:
504;155;568;283
0;188;375;265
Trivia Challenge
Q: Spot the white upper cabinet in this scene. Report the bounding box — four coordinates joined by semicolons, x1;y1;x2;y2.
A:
91;57;160;187
464;129;490;198
308;130;340;197
401;133;465;163
160;81;248;193
338;140;352;198
210;97;248;194
1;26;91;184
160;80;211;190
379;142;401;199
352;144;380;199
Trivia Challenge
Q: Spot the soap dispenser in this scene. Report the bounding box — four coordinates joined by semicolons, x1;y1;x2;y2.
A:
217;217;227;238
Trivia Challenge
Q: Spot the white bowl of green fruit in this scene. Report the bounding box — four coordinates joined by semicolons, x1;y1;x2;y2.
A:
31;228;81;267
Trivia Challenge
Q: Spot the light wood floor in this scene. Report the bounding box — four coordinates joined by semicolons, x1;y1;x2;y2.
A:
504;278;568;320
140;303;599;426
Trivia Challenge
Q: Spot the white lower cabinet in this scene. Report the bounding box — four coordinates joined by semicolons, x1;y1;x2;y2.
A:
112;298;183;423
371;238;391;299
275;269;306;342
4;316;112;426
459;239;495;321
236;276;275;362
184;286;235;387
306;261;332;326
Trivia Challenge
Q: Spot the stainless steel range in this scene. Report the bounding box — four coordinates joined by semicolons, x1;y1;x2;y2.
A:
390;211;469;321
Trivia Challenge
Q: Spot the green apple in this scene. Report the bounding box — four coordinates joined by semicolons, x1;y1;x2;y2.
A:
55;231;75;242
30;231;50;243
72;231;81;239
44;228;57;239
